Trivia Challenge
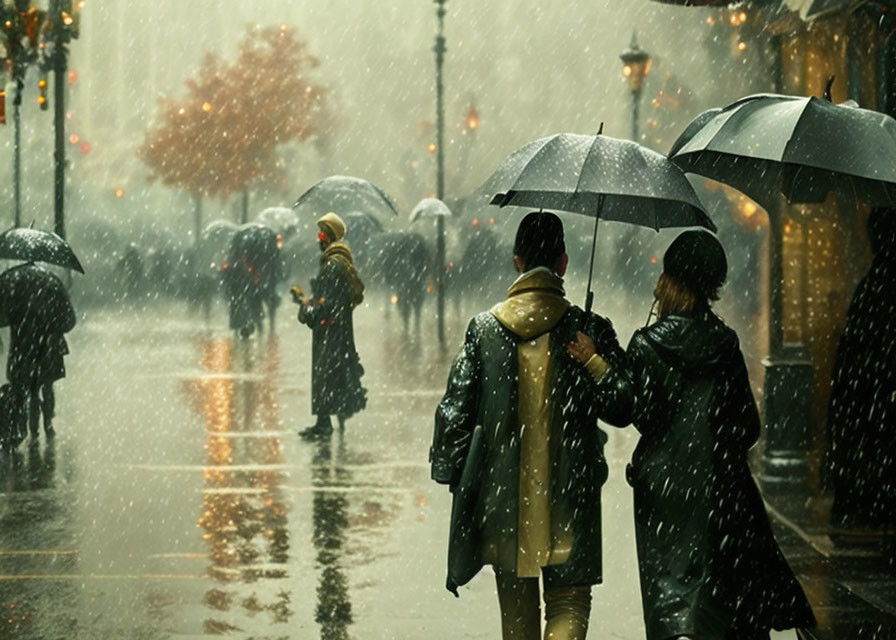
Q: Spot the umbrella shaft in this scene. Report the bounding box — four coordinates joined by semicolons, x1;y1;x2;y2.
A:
584;197;603;316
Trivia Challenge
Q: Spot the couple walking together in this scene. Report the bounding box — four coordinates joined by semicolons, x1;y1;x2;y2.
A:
430;211;815;640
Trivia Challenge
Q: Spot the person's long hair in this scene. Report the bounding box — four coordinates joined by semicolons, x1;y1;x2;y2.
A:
654;272;707;319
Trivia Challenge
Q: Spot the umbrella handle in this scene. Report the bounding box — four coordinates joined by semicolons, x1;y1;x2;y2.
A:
583;195;604;327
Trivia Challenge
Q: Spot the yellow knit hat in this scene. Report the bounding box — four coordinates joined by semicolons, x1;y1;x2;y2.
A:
317;212;346;242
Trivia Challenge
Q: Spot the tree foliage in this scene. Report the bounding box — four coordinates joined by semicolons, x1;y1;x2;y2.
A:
138;24;329;201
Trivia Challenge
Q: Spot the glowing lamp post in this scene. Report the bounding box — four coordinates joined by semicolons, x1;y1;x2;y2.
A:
619;32;651;142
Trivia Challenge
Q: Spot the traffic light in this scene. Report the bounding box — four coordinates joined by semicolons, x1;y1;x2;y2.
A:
38;71;48;110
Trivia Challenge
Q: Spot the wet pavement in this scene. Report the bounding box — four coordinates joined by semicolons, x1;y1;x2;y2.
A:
0;299;833;638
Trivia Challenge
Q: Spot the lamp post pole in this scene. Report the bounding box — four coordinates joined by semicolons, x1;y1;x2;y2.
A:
433;0;447;346
48;0;70;239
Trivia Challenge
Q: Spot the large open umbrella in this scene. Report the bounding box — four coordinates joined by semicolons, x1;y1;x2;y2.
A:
293;175;400;221
484;132;713;314
670;93;896;209
0;228;84;273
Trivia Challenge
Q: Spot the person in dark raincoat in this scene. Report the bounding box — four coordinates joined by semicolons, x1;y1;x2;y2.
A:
827;205;896;532
297;213;367;439
431;211;632;640
0;262;76;442
222;224;283;338
620;231;815;640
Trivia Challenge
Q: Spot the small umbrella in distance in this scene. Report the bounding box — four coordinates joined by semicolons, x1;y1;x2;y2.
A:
0;227;84;273
409;197;452;223
257;206;300;236
482;130;713;315
293;175;400;221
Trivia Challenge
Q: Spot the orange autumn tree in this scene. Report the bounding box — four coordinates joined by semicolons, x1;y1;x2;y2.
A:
139;24;329;240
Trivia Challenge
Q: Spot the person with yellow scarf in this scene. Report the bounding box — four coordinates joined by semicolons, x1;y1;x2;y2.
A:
296;213;367;439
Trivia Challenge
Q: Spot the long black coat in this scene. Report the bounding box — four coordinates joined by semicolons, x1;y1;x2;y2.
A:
299;247;366;418
827;245;896;528
431;305;632;593
0;264;76;388
627;313;814;640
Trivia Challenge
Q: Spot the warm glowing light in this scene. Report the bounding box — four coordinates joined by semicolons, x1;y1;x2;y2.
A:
114;188;124;198
427;142;437;153
737;41;747;51
67;70;78;84
61;12;74;26
706;16;716;26
730;13;739;25
38;79;47;89
651;256;658;264
69;133;79;144
739;12;747;23
202;101;213;112
622;64;633;78
742;202;757;218
471;218;480;227
466;106;480;131
390;294;399;305
37;96;46;106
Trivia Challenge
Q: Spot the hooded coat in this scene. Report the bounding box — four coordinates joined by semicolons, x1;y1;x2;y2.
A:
627;313;815;640
430;269;633;594
299;241;367;418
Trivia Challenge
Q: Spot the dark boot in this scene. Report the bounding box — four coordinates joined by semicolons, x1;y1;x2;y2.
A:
299;415;333;440
41;384;55;439
28;392;40;440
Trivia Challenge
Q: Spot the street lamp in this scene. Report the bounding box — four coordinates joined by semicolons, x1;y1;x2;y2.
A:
432;0;447;345
0;1;45;228
619;32;652;142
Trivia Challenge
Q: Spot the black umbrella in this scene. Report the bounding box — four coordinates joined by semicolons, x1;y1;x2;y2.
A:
670;92;896;209
483;131;713;315
293;175;400;220
0;228;84;273
343;210;385;236
0;263;76;333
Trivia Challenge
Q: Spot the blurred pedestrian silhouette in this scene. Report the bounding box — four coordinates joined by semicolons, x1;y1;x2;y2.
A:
827;205;896;534
223;224;284;338
0;263;76;442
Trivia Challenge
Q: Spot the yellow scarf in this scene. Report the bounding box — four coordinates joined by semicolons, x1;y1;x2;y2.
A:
322;241;365;307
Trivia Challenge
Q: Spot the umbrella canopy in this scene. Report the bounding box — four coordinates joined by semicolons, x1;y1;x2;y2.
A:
257;206;299;235
343;210;385;236
0;263;75;332
293;175;400;220
783;0;867;21
0;228;84;273
670;93;896;208
482;132;713;316
486;133;714;231
410;198;452;223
